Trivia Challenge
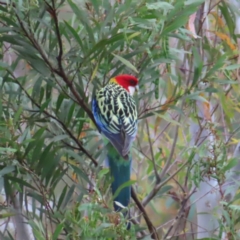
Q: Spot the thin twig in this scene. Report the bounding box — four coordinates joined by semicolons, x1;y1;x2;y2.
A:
159;110;182;180
142;155;192;207
146;119;160;183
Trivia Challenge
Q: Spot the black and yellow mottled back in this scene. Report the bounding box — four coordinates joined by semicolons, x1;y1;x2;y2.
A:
92;82;138;159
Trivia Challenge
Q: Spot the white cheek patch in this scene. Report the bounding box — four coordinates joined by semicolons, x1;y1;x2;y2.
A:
128;86;135;96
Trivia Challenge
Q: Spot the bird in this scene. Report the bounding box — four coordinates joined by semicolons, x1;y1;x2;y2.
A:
92;74;138;217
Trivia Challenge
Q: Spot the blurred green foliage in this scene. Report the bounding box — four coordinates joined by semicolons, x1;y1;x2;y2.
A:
0;0;240;239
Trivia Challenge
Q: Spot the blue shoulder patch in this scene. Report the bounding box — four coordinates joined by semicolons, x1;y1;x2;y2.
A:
92;97;110;134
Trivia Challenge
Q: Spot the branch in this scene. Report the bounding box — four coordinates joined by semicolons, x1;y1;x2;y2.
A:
45;1;97;126
131;187;159;240
163;193;192;239
9;71;98;166
159;122;179;180
9;3;100;166
10;193;31;240
13;3;97;127
142;156;192;207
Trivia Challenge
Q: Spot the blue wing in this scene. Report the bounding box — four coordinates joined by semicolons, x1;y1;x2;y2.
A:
92;97;137;159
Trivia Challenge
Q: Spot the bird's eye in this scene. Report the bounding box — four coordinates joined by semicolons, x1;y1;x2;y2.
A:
129;79;137;86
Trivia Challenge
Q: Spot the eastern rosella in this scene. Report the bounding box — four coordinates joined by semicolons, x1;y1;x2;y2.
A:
92;74;138;215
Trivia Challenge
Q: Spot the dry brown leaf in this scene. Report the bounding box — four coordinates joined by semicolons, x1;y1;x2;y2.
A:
154;116;162;133
210;30;237;50
26;63;32;70
210;11;225;28
79;123;89;139
199;93;211;121
72;172;78;183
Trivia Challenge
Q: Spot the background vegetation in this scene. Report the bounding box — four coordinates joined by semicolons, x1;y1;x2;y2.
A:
0;0;240;239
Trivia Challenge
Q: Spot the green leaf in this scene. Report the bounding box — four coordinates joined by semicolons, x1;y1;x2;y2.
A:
66;149;85;164
112;53;138;73
57;185;67;210
113;180;136;199
38;143;54;171
154;112;181;126
52;222;64;240
185;0;205;5
223;157;238;171
71;164;90;184
225;64;240;70
24;128;45;156
191;47;203;87
13;106;23;124
62;184;75;209
49;134;69;143
0;166;15;177
146;2;174;11
67;102;76;125
0;212;16;219
219;2;236;41
0;147;17;154
156;185;173;197
64;21;86;53
27;192;44;205
0;61;11;70
195;239;214;240
40;98;51;112
67;0;95;43
98;168;109;179
31;138;44;164
205;54;226;79
5;176;37;190
186;93;209;102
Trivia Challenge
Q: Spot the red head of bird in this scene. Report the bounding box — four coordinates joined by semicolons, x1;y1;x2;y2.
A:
110;74;139;96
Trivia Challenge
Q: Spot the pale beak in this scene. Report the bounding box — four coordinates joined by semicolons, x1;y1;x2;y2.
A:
128;85;139;96
135;85;139;93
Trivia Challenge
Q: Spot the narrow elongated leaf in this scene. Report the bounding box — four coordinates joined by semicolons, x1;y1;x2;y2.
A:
52;223;64;240
57;185;68;210
64;21;86;52
112;53;138;73
113;180;136;199
62;184;75;209
5;176;36;190
0;166;15;177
